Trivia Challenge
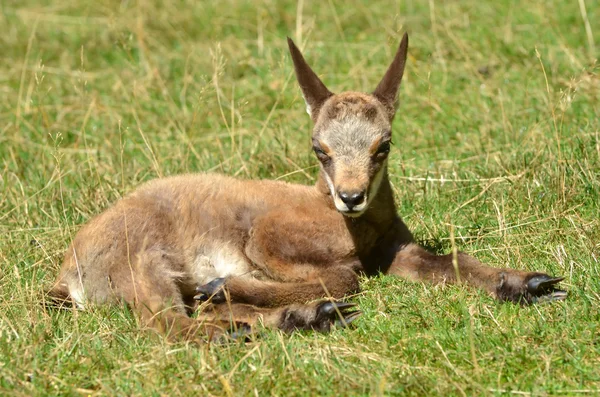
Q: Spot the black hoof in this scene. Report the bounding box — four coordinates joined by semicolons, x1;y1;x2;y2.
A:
527;275;564;292
530;289;568;304
314;301;361;332
525;274;567;304
194;278;226;304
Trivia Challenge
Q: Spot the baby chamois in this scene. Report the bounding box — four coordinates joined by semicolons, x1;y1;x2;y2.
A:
49;33;566;342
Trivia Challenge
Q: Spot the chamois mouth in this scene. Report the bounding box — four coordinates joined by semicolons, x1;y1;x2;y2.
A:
340;208;365;218
335;201;368;217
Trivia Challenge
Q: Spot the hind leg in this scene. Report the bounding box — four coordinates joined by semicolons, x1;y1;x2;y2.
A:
51;247;358;342
101;248;252;342
49;200;216;341
51;246;219;342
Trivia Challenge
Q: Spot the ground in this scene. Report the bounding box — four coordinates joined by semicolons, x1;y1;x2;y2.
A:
1;0;599;395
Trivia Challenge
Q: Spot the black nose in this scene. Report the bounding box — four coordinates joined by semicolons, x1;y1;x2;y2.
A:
338;191;365;210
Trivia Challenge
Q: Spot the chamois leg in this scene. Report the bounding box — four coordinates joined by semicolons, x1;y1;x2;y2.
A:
51;251;359;341
194;265;360;307
198;300;361;334
134;292;237;343
49;246;244;342
140;299;361;341
387;243;566;304
99;250;246;342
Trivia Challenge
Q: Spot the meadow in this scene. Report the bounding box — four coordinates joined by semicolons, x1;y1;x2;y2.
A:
1;0;599;395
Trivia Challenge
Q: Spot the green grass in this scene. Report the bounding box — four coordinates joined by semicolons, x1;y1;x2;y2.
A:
1;0;599;395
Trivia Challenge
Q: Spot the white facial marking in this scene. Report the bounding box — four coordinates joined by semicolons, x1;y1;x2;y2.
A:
367;161;387;205
324;170;358;214
322;169;336;198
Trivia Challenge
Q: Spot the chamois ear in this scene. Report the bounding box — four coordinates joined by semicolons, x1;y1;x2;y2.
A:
287;37;334;122
373;33;409;119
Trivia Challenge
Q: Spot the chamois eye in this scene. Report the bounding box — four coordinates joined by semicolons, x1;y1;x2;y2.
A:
375;141;391;157
313;147;330;162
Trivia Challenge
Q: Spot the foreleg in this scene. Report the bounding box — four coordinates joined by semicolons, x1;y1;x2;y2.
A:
194;264;360;307
386;243;566;304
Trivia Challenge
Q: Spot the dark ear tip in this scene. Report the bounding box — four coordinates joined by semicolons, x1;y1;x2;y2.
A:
287;36;296;49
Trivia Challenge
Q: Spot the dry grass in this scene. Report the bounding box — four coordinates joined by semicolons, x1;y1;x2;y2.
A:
1;0;599;395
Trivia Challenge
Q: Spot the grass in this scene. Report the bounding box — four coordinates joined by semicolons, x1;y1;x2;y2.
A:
1;0;599;395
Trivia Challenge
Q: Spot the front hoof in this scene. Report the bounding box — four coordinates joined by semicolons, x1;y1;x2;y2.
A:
498;272;567;304
194;278;227;304
526;275;567;304
527;275;564;292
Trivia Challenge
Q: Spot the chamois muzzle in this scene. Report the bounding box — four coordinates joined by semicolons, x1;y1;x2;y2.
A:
338;190;366;211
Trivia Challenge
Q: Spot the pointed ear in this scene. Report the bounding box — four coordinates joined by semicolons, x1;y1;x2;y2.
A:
373;33;409;118
287;37;333;122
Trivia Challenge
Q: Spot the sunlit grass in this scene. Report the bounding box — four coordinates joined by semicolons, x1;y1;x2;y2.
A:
1;0;599;395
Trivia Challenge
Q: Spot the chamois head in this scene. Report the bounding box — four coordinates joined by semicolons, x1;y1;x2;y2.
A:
288;34;409;217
